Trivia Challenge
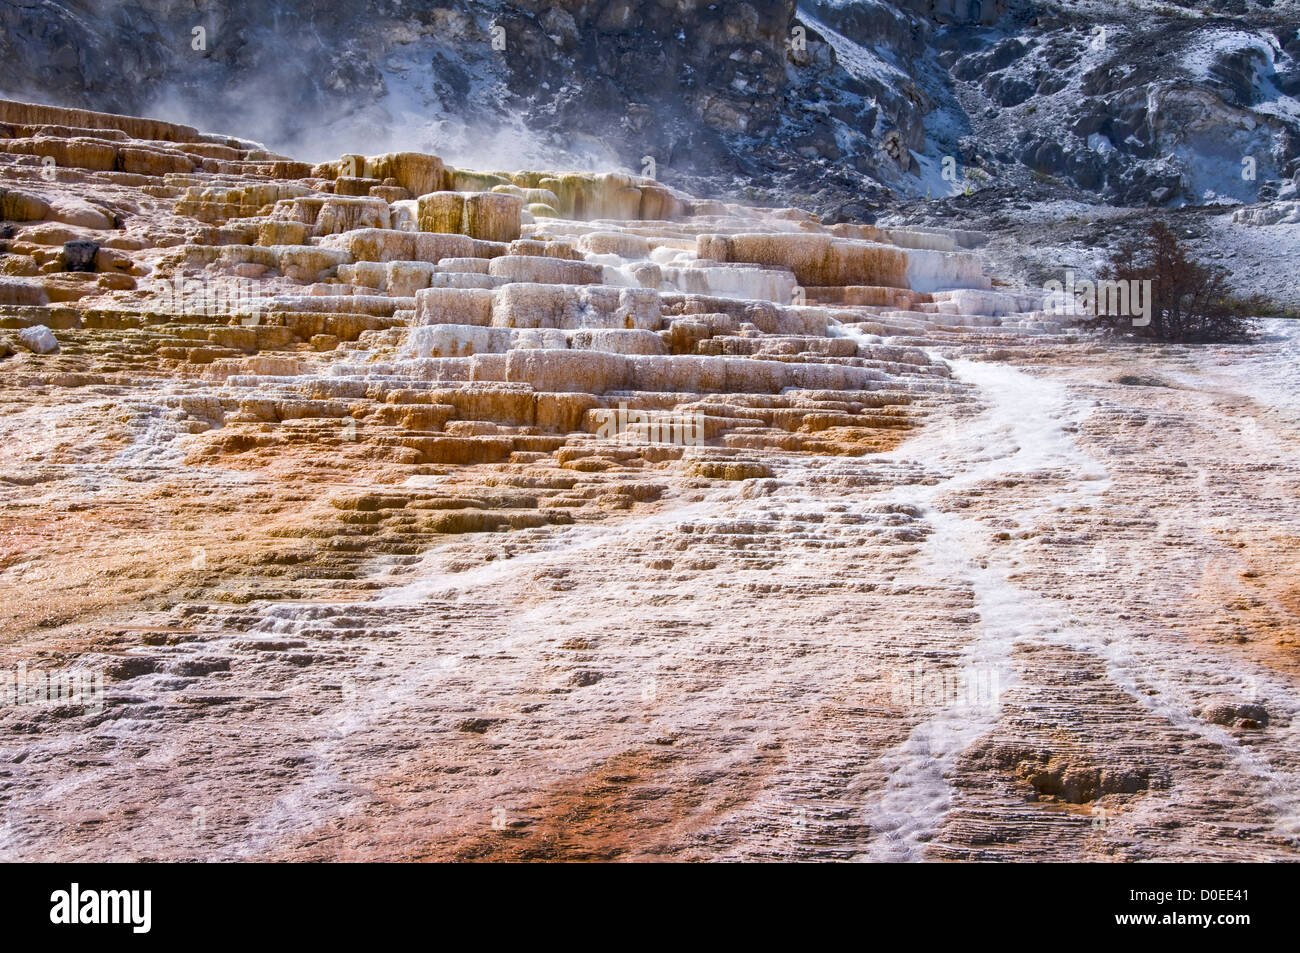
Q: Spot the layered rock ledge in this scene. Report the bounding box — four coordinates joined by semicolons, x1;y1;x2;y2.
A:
2;101;1296;862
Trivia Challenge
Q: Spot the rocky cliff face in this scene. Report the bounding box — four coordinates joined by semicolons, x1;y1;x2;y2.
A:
929;2;1300;206
2;1;1297;214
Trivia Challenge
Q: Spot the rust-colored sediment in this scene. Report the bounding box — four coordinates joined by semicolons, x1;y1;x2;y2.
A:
2;101;1297;861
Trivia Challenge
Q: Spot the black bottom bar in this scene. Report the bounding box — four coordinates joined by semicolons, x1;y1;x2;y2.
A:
3;862;1273;940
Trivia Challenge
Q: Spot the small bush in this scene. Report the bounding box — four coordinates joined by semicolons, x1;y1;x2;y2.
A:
1096;222;1260;342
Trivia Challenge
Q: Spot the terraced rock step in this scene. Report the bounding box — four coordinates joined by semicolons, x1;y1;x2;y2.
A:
3;97;1057;549
6;99;1294;863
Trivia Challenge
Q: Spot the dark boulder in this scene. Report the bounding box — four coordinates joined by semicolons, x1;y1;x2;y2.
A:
60;240;100;272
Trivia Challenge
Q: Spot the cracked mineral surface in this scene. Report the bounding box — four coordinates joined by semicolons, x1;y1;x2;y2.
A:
0;99;1297;862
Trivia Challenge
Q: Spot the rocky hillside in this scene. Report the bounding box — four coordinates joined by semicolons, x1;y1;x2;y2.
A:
2;1;1297;217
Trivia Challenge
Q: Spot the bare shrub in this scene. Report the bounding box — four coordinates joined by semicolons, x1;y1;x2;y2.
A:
1096;222;1260;342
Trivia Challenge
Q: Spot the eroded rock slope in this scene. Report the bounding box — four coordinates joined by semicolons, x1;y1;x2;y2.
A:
1;100;1297;861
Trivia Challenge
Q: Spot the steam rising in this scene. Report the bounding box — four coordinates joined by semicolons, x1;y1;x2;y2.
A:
3;0;629;175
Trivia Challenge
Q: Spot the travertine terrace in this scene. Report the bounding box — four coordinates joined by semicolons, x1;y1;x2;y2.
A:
2;100;1298;861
